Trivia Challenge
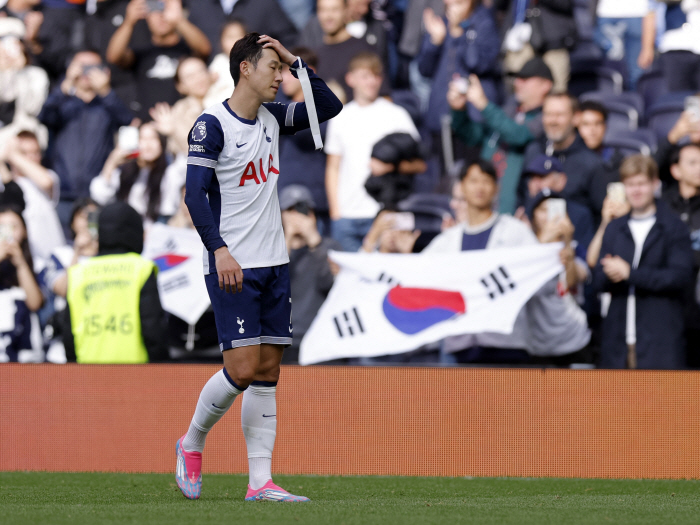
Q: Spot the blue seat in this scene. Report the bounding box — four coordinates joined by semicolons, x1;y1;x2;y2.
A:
636;70;668;110
569;66;624;97
602;136;653;157
647;101;684;141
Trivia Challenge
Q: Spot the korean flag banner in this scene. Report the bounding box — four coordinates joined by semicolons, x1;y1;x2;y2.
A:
299;243;564;365
142;223;210;326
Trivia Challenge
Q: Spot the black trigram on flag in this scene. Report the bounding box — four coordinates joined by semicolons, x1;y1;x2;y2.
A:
377;272;399;285
333;307;365;338
481;266;516;300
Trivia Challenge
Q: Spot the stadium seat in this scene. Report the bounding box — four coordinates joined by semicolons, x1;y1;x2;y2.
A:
580;91;644;130
391;89;423;128
569;66;624;97
647;100;685;141
612;127;658;155
602;136;653;157
636;70;668;110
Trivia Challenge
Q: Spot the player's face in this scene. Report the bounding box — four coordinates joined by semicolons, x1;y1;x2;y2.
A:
248;48;284;102
461;166;497;211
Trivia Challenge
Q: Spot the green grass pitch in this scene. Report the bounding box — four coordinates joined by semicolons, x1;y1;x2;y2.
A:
1;472;699;525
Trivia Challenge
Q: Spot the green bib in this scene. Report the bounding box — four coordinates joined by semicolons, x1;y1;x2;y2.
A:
67;253;156;364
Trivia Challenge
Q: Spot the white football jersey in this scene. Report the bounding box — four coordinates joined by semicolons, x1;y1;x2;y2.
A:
187;101;289;273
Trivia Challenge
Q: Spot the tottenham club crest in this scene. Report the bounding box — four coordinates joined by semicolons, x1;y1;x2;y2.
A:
192;121;207;142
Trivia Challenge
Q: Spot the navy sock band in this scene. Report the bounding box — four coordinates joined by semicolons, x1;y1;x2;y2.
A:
250;380;278;387
222;367;248;391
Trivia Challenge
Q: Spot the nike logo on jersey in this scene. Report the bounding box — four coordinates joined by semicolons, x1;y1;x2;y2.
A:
236;142;247;148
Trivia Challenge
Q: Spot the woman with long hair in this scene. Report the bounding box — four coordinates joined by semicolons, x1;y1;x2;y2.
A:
0;204;44;362
90;122;183;222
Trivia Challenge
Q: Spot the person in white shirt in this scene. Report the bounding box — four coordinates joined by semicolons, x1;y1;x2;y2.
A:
90;121;183;223
324;51;424;251
0;130;64;264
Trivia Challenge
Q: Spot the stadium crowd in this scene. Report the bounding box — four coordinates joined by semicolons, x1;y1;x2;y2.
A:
0;0;699;369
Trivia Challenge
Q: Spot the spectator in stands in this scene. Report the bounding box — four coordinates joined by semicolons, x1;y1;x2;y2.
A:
44;198;100;300
658;0;700;92
594;0;656;89
277;47;331;232
281;185;340;363
424;159;537;363
448;57;552;214
655;104;700;185
185;0;298;56
360;211;422;253
663;142;700;365
418;0;500;165
106;0;211;120
150;56;215;156
167;185;194;229
0;131;64;263
300;0;388;68
38;49;132;227
90;122;183;223
86;0;148;115
324;52;422;252
0;204;43;362
306;0;390;102
523;155;595;260
0;18;49;148
524;92;607;218
63;202;167;363
526;191;591;362
593;155;693;369
205;20;246;107
497;0;576;93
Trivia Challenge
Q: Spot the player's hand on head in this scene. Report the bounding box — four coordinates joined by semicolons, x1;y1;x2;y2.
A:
257;35;296;67
214;246;243;293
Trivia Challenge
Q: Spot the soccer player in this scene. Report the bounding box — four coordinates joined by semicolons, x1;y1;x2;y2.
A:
177;32;342;502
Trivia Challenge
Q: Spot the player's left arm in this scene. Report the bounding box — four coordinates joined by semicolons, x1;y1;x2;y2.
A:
258;35;343;135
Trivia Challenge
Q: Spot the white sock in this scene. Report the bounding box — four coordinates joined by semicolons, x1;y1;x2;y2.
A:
182;368;244;453
241;382;277;489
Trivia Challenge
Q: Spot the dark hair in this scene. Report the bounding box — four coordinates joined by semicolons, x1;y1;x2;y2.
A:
289;46;319;70
0;204;34;289
460;159;498;182
669;142;700;166
16;130;39;142
116;125;168;221
229;32;264;84
69;197;98;240
578;100;608;121
65;48;102;70
544;91;580;113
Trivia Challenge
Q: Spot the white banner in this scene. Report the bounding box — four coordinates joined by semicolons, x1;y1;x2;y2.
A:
142;223;210;325
299;243;564;365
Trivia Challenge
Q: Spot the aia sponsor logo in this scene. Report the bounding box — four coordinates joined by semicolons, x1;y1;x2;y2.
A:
239;154;279;186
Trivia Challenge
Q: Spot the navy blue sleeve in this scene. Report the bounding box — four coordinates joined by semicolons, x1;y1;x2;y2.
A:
184;113;227;254
263;58;343;136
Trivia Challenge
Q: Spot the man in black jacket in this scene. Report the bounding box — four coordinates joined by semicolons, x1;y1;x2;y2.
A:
662;142;700;366
524;92;607;219
593;155;693;369
63;202;168;363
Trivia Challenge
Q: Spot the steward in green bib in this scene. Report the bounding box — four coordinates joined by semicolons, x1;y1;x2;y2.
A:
63;202;167;363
